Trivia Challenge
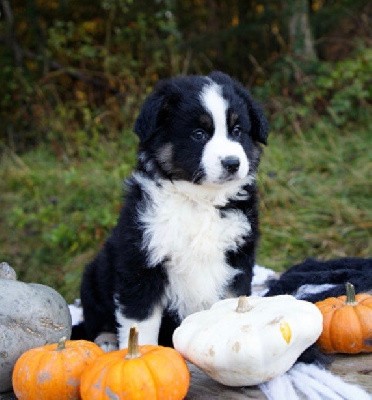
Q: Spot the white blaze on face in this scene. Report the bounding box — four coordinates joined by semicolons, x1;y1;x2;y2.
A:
200;83;249;183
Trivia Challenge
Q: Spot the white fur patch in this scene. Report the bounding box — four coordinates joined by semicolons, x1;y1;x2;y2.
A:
68;301;83;326
137;173;251;320
115;299;162;347
200;83;249;183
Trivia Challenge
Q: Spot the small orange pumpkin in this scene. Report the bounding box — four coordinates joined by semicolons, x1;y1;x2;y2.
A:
315;282;372;354
80;326;190;400
12;337;104;400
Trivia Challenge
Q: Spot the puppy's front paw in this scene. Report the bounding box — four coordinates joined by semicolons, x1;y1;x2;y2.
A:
94;332;119;352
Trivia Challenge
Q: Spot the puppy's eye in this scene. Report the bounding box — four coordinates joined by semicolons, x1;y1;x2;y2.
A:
231;125;242;139
191;129;208;142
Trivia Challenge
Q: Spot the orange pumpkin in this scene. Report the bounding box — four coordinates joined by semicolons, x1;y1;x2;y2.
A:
315;282;372;354
12;337;104;400
80;326;190;400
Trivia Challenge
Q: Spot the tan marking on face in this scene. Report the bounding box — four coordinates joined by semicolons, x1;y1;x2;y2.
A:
229;111;239;128
199;113;213;131
156;143;173;172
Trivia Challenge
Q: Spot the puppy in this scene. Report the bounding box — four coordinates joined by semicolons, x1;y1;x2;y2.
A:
80;71;269;348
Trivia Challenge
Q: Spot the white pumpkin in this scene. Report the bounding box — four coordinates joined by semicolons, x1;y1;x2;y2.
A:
173;295;323;386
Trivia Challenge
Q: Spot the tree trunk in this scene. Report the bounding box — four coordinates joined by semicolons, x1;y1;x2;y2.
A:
288;0;317;60
1;0;23;67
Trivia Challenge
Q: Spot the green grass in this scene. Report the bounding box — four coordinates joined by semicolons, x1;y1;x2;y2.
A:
0;133;138;302
257;118;372;270
0;118;371;302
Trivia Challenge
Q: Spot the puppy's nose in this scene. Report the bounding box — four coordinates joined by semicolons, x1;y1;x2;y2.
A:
221;156;240;174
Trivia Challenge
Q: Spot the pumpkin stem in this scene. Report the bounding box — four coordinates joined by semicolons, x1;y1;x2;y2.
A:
236;296;252;313
125;326;141;359
56;337;67;351
345;282;357;304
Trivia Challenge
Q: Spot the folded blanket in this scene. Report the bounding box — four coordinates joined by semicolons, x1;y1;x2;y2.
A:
265;257;372;302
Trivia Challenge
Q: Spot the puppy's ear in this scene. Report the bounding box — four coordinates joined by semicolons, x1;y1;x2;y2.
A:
209;71;269;145
134;80;181;143
134;91;165;143
208;71;234;86
233;82;269;145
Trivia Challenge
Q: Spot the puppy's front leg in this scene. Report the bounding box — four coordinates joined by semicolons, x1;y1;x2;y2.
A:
115;304;163;349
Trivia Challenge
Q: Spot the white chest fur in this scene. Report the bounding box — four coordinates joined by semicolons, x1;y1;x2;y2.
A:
137;174;252;319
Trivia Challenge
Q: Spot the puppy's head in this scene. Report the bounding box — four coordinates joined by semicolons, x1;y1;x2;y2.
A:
134;71;269;185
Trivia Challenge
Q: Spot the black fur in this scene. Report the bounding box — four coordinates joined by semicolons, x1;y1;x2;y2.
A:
79;72;269;345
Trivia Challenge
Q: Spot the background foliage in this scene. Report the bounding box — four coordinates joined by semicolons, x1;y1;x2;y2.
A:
0;0;371;301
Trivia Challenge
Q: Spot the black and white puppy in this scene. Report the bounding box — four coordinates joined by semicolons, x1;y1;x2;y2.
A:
80;71;269;348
